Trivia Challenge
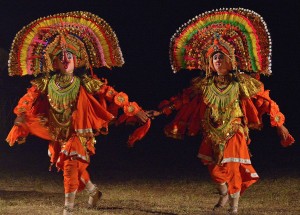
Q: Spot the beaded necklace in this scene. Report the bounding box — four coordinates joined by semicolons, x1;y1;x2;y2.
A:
48;74;80;113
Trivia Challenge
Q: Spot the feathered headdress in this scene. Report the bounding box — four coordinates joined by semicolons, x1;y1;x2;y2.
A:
169;8;272;75
8;11;124;76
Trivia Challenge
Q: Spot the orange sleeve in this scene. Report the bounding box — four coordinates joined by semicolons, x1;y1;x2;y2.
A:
6;124;29;146
13;85;41;116
159;87;193;116
111;88;149;146
94;81;148;146
254;89;285;127
7;85;48;146
97;84;142;117
7;85;40;146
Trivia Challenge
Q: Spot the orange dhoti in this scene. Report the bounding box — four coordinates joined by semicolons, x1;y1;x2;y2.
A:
63;159;90;194
48;135;96;194
198;129;259;196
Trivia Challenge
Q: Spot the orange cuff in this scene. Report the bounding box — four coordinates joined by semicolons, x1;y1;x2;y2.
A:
114;92;129;107
124;102;141;116
270;112;285;127
105;86;117;102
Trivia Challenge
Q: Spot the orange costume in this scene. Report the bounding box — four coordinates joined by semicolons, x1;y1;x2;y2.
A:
160;74;292;193
7;75;149;189
5;11;150;214
157;8;295;213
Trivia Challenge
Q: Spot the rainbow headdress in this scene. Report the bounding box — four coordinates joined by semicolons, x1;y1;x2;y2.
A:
8;11;124;76
170;8;272;75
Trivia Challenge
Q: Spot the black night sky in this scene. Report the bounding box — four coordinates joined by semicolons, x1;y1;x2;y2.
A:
0;0;299;179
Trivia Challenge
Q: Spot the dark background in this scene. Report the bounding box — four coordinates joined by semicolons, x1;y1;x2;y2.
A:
0;0;299;180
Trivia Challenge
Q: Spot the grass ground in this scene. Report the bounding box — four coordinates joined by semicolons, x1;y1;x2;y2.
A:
0;170;299;215
0;139;299;215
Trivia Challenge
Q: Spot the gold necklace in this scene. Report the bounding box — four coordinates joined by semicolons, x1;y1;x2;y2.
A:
48;74;80;112
214;74;232;91
55;73;75;90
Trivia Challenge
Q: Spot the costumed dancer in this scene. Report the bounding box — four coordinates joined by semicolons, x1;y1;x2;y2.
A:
6;11;150;215
148;8;295;214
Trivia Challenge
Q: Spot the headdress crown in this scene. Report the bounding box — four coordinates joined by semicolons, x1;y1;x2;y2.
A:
169;8;272;75
8;11;124;76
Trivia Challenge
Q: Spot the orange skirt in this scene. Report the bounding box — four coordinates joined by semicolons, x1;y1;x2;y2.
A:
198;129;252;164
49;135;95;170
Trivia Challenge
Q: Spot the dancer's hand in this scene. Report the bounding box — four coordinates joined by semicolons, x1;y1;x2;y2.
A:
146;110;162;119
135;110;150;124
277;125;295;147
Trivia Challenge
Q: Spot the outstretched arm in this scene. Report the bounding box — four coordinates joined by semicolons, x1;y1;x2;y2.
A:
254;89;295;147
147;87;194;118
89;76;151;146
84;74;150;124
101;85;149;123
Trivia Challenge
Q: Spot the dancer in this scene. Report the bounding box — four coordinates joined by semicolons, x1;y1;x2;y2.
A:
148;8;295;214
6;11;150;215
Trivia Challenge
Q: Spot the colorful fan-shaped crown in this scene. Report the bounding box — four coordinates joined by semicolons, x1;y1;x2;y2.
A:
8;11;124;76
170;8;272;75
